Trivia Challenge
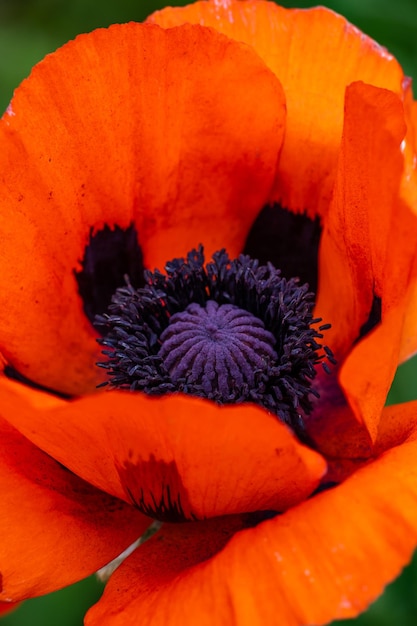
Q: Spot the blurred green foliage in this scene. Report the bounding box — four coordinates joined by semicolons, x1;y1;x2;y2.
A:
1;0;417;624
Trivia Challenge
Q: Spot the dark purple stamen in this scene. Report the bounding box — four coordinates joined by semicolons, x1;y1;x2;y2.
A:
159;301;277;402
95;246;333;429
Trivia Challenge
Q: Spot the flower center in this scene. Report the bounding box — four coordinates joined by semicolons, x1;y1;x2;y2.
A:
95;246;333;430
159;300;277;402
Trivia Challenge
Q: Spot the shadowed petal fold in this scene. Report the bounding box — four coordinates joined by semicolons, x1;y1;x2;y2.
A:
317;84;406;356
316;82;417;440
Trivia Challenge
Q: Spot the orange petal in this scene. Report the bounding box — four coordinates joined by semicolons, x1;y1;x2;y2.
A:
340;270;416;443
86;407;417;626
399;83;417;362
0;21;284;396
399;250;417;363
85;515;248;626
399;78;417;223
0;415;150;602
316;82;406;358
314;82;417;440
306;396;417;484
149;0;405;217
0;379;326;520
339;186;417;442
0;602;19;616
373;399;417;455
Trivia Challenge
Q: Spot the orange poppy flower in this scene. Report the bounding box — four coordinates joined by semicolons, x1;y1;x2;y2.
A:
1;1;417;625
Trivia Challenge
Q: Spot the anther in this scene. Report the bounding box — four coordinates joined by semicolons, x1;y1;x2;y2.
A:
95;246;333;429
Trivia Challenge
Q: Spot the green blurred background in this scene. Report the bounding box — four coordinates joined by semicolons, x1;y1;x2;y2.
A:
1;0;417;624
